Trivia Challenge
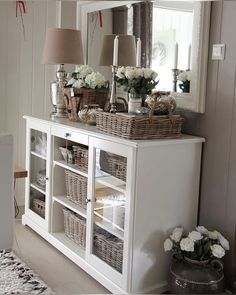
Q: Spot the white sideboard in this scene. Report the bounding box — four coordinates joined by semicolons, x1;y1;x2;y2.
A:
22;116;204;294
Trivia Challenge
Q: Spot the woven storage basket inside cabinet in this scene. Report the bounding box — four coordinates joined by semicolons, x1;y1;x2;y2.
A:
100;151;127;182
96;112;184;140
32;198;45;218
63;208;86;249
65;169;87;209
72;145;88;170
94;229;123;273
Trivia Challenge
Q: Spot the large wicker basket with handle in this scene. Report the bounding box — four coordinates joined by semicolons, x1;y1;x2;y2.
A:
96;101;184;140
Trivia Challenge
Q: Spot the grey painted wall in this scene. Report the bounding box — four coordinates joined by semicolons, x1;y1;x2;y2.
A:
181;1;236;289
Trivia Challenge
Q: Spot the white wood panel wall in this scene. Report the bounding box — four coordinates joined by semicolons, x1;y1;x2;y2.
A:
0;1;62;204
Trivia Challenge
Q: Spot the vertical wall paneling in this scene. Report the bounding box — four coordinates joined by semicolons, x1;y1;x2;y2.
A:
31;1;47;118
0;3;7;133
17;1;34;204
0;1;60;205
6;1;20;163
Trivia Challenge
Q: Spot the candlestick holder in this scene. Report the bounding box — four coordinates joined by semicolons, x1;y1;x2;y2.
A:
172;69;179;92
109;65;117;113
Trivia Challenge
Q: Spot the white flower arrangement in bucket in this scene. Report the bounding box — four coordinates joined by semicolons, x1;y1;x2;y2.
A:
165;226;229;293
164;226;229;260
115;66;159;113
67;65;107;90
177;70;191;93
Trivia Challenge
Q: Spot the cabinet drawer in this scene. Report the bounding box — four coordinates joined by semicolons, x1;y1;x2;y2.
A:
51;126;88;146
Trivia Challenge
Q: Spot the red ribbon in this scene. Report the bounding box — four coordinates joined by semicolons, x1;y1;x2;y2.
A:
98;11;102;28
16;1;26;17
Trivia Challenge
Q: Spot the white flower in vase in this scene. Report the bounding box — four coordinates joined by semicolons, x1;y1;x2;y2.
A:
180;237;195;252
211;244;225;258
196;226;209;235
164;238;173;251
73;79;86;89
85;72;106;89
208;230;220;240
170;227;183;243
116;67;126;79
218;234;230;250
188;230;203;242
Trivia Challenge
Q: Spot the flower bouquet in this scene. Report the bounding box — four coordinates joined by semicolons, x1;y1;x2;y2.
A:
177;70;191;93
115;66;158;96
165;226;229;293
66;65;109;111
67;65;107;90
115;66;159;112
164;226;229;261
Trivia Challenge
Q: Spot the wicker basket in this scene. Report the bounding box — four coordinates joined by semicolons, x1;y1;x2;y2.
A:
96;111;184;140
73;88;108;110
63;208;86;249
32;197;45;218
94;229;123;273
100;151;127;182
72;145;88;170
65;170;87;209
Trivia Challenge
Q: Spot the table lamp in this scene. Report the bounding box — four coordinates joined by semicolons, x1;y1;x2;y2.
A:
42;28;84;118
99;34;136;112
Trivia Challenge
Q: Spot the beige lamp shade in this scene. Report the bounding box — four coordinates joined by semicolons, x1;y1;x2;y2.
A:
99;34;136;66
42;28;84;65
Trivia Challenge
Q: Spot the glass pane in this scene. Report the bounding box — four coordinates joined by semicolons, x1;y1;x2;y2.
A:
30;154;46;193
92;149;127;273
31;129;47;157
30;187;45;219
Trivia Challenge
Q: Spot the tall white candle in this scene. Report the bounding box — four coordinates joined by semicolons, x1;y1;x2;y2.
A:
187;44;191;70
136;38;141;67
113;35;119;66
174;42;178;69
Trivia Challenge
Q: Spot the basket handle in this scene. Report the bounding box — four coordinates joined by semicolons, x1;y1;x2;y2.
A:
149;101;173;119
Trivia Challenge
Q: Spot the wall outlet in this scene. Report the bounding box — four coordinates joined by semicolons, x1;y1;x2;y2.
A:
212;44;226;60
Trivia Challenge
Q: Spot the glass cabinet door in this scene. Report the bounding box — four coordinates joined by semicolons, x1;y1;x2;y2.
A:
87;137;134;288
25;121;51;230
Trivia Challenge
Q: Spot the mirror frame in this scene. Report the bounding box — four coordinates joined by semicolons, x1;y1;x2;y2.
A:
77;1;211;113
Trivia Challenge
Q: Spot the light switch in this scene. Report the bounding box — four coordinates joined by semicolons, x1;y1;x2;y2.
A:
212;44;226;60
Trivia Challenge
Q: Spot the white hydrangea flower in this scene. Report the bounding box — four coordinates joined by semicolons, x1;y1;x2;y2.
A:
116;67;126;79
196;226;209;235
164;238;173;252
170;227;183;243
211;244;225;258
180;237;194;252
85;72;106;89
218;234;230;250
73;79;86;88
208;230;220;240
188;231;203;242
75;65;93;78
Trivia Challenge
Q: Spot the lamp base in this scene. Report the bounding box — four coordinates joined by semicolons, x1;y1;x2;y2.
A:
50;110;68;119
50;64;68;119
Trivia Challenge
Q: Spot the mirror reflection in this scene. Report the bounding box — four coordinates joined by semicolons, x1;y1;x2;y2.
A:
87;1;194;94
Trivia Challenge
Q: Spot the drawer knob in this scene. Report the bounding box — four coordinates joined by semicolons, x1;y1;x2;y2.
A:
65;133;71;138
86;198;91;203
46;177;49;181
